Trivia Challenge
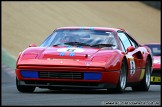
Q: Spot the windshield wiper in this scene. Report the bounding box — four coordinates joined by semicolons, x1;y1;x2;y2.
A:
91;44;115;48
53;44;62;46
64;42;91;46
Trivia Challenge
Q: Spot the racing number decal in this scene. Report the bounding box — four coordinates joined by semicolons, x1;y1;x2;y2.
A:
57;48;84;53
57;48;84;56
67;49;75;52
130;58;136;74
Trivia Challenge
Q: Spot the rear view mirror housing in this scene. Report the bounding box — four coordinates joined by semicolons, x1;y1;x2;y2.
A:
29;44;37;47
126;46;135;53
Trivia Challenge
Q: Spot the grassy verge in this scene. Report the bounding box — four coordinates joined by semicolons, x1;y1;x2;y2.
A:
2;48;16;70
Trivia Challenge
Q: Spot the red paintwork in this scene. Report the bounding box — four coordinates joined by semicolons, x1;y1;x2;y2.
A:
16;69;120;84
143;43;161;70
16;27;153;88
126;46;135;52
143;43;160;84
153;56;161;69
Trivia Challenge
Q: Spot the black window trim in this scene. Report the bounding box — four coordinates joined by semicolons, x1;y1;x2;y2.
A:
117;30;132;52
123;32;139;48
117;30;139;49
118;36;126;52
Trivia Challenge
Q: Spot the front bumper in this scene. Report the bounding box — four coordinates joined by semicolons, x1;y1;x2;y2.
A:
17;80;116;89
16;66;120;89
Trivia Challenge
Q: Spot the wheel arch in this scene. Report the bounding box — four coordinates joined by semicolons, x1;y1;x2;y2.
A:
122;56;129;76
146;54;153;74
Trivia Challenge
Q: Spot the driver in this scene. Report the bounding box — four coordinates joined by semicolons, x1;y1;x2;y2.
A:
105;35;117;45
61;34;80;43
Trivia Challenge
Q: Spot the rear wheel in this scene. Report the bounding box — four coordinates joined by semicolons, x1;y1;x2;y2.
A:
132;58;151;91
16;78;35;93
108;58;127;93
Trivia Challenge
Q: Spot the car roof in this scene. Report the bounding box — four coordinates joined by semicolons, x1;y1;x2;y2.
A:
56;26;123;32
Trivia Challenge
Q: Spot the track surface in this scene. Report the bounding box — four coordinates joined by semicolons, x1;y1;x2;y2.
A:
2;65;161;106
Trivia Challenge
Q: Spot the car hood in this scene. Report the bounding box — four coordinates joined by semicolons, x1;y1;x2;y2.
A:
18;46;120;69
39;46;100;59
21;46;115;59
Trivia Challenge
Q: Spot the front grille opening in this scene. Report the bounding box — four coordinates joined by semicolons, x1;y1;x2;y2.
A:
39;72;83;79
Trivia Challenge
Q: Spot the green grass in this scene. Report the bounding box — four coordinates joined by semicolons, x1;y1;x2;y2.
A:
2;48;16;70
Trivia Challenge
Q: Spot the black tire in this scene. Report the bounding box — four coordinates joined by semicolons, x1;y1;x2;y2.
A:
16;78;35;93
132;58;151;91
108;58;127;93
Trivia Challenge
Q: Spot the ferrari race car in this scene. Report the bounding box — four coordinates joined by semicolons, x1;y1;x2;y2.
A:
16;27;153;93
143;43;161;85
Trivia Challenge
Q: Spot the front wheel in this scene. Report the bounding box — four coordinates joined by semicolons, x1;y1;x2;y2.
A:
132;58;151;91
108;58;127;93
16;78;35;93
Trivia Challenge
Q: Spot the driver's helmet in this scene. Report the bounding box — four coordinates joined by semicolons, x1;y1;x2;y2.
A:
62;34;80;43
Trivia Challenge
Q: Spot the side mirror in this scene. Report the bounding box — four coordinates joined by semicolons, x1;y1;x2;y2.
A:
126;46;135;53
29;44;37;47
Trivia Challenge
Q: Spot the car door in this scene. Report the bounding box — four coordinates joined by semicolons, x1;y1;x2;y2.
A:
117;31;144;82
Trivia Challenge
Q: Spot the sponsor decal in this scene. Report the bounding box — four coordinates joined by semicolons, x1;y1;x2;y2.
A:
57;47;84;53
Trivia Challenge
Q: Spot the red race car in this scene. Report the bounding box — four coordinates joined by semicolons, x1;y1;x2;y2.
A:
143;43;161;85
16;27;153;93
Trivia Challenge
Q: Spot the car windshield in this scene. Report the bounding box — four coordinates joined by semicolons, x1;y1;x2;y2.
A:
40;29;118;48
145;44;161;56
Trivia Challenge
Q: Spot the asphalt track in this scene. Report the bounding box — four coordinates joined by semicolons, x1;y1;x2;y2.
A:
2;65;161;106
